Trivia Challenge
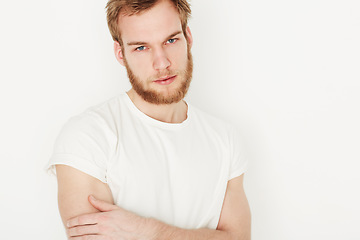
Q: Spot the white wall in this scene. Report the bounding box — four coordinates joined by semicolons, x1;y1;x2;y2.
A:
1;0;359;239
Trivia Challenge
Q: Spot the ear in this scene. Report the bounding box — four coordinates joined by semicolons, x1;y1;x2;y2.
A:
114;41;125;66
185;26;193;49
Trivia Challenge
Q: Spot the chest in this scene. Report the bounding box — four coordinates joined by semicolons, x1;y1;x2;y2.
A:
106;121;230;228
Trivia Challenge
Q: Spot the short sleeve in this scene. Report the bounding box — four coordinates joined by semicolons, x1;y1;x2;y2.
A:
228;127;248;180
46;112;114;183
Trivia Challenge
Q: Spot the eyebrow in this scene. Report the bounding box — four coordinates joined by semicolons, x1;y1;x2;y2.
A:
127;30;183;46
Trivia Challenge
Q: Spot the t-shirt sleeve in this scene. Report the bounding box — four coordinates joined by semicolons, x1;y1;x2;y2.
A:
228;127;248;180
46;113;114;183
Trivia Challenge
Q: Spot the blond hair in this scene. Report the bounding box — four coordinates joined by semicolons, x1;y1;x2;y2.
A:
106;0;191;46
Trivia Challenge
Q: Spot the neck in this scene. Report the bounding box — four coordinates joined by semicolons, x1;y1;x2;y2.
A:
126;89;188;124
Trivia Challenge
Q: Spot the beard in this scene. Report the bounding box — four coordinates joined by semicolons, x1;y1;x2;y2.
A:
123;45;193;105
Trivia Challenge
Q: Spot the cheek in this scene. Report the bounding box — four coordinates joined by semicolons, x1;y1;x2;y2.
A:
168;46;188;67
126;54;153;76
127;52;148;67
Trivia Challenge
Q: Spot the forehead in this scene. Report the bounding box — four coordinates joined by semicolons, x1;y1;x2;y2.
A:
118;0;182;44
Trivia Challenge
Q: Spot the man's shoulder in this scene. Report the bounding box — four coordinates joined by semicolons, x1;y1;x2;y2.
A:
62;94;126;133
83;94;125;116
73;94;126;119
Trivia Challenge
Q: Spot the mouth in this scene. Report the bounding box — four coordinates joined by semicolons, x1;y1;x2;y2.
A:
153;75;177;85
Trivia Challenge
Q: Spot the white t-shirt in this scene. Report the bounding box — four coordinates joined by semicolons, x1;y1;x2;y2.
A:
47;93;247;229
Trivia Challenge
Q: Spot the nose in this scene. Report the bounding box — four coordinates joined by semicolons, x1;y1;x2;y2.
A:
153;47;170;71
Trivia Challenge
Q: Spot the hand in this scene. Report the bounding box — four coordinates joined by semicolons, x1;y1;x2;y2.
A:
66;195;158;240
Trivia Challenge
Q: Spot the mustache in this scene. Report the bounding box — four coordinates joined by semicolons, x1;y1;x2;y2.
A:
148;70;183;81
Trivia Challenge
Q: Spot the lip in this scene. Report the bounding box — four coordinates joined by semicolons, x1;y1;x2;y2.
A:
155;75;176;81
153;75;177;85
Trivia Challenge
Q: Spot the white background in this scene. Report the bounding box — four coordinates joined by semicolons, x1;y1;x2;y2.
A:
1;0;359;239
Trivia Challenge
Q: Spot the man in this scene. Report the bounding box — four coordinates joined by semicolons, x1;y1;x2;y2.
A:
47;0;251;239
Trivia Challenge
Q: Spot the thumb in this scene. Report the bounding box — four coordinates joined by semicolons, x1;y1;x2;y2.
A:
88;195;118;212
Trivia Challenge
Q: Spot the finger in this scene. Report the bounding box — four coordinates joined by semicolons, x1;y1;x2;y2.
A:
67;213;101;228
67;224;100;237
88;195;118;212
69;234;105;240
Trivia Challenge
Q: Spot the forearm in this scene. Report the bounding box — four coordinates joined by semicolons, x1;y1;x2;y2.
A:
151;219;240;240
65;195;250;240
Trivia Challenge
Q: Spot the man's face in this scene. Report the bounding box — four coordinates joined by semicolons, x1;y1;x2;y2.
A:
116;0;193;104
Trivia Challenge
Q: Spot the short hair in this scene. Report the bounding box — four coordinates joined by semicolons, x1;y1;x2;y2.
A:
106;0;191;46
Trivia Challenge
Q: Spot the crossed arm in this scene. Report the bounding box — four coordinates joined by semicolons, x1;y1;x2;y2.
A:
56;165;251;240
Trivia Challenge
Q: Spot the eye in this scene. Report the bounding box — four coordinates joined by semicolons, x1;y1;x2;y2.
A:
135;46;147;51
166;38;177;44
